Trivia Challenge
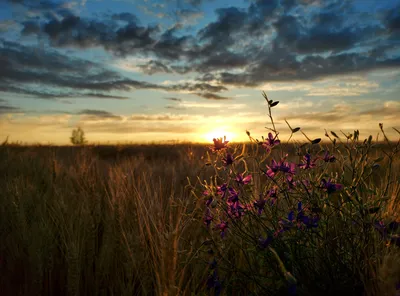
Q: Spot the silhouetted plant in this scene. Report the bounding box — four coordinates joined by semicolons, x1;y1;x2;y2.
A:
70;127;87;145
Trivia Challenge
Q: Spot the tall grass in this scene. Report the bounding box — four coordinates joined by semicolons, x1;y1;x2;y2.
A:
0;135;399;295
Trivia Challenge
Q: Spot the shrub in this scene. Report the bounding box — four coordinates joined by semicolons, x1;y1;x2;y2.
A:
70;127;87;145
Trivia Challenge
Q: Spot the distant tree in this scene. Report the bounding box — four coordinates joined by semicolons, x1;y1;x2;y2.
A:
70;127;87;145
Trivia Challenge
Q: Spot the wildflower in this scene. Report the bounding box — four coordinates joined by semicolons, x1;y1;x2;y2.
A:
286;175;297;191
266;158;296;178
298;153;316;170
279;211;296;231
258;235;273;249
266;186;279;205
203;209;213;228
217;183;228;197
222;152;234;166
321;178;343;194
228;201;245;218
205;196;213;206
262;132;280;152
235;173;252;185
206;259;222;296
321;150;336;163
215;221;228;238
210;136;229;152
254;195;266;215
227;189;239;204
266;159;280;178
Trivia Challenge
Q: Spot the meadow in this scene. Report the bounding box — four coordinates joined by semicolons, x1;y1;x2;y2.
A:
1;99;400;296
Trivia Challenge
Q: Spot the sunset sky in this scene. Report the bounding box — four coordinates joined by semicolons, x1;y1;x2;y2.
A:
0;0;399;144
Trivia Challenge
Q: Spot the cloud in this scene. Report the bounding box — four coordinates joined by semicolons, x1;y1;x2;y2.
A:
0;104;22;114
281;100;400;127
77;109;123;120
138;60;172;75
0;20;17;32
0;39;228;100
164;97;182;102
195;92;231;100
358;101;400;117
130;114;188;121
178;101;245;109
3;0;400;93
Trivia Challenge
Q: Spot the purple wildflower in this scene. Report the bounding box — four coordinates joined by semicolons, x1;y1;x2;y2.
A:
321;178;343;194
254;196;266;215
286;175;297;191
210;136;229;152
266;159;280;178
203;209;213;228
321;150;336;163
206;260;222;296
217;183;228;197
266;186;279;205
228;201;245;219
215;221;228;238
279;211;296;231
266;158;296;178
262;133;280;152
227;188;239;204
298;153;316;170
222;152;234;166
235;173;252;185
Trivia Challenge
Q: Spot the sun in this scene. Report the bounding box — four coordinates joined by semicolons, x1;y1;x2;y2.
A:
202;128;236;143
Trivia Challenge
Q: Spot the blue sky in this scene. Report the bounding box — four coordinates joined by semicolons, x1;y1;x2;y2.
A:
0;0;399;144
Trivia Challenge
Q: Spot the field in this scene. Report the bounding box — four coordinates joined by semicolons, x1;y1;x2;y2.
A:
1;136;399;295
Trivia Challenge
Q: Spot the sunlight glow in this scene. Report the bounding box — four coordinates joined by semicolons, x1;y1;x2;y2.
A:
202;128;236;143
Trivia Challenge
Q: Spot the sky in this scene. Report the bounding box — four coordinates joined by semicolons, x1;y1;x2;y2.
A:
0;0;399;144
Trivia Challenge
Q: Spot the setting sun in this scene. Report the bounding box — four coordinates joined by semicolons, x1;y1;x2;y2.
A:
202;128;236;143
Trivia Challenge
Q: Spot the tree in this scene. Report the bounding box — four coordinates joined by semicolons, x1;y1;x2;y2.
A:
70;127;87;145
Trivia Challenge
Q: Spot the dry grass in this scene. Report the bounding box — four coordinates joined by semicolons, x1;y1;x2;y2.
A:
0;142;399;295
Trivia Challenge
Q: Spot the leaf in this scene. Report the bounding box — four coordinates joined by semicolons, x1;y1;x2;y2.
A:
331;131;339;138
270;101;279;107
311;138;321;144
292;127;300;133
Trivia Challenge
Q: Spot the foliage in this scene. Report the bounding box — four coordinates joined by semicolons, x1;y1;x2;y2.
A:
190;92;400;296
70;127;88;145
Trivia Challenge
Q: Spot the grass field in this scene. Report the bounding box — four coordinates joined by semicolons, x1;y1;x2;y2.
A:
1;134;399;295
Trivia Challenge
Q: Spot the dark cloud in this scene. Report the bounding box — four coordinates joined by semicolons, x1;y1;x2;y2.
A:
195;92;231;100
165;105;186;110
385;8;400;32
3;0;400;90
169;82;227;93
164;97;182;102
21;21;41;36
78;109;122;120
130;115;185;121
138;60;172;75
0;39;228;100
0;104;21;114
